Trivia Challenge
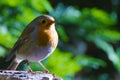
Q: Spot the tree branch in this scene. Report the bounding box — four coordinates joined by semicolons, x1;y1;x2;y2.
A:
0;70;62;80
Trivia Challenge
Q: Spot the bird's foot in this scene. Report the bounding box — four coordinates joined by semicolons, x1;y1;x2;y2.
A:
27;69;36;74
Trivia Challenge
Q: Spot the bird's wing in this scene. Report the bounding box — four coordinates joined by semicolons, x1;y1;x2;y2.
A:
6;25;35;62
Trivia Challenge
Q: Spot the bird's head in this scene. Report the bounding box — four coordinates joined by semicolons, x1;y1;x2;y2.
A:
34;15;55;29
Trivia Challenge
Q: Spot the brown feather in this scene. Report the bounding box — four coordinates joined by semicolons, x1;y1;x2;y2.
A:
6;25;34;62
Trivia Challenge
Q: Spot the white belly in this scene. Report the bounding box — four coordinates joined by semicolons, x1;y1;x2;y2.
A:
16;42;55;62
27;46;54;62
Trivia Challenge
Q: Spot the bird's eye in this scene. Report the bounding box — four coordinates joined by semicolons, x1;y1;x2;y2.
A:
41;19;46;24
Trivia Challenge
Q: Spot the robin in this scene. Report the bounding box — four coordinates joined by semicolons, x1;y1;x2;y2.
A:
6;15;58;72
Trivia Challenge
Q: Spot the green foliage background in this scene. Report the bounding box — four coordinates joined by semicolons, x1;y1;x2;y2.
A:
0;0;120;80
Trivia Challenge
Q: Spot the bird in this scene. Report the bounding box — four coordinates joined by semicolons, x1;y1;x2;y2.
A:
5;15;58;72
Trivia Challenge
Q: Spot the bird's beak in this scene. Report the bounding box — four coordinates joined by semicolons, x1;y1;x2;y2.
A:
48;21;56;26
49;21;56;25
51;21;56;24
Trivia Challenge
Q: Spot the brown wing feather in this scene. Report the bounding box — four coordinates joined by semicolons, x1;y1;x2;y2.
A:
6;25;34;62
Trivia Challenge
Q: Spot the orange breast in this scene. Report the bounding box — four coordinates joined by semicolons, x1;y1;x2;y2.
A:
36;27;58;48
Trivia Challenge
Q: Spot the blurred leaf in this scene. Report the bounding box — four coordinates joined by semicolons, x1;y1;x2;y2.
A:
46;49;82;77
116;48;120;59
94;38;120;71
91;8;116;26
76;55;106;69
57;25;69;42
30;0;53;12
0;46;6;57
0;26;16;48
62;6;81;23
100;30;120;42
50;3;65;21
98;73;110;80
0;0;24;7
17;6;36;24
51;4;81;24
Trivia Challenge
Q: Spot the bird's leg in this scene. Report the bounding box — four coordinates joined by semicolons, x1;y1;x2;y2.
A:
24;59;33;73
39;61;49;73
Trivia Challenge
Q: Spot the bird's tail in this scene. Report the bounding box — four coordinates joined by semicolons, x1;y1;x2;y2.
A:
7;58;19;70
